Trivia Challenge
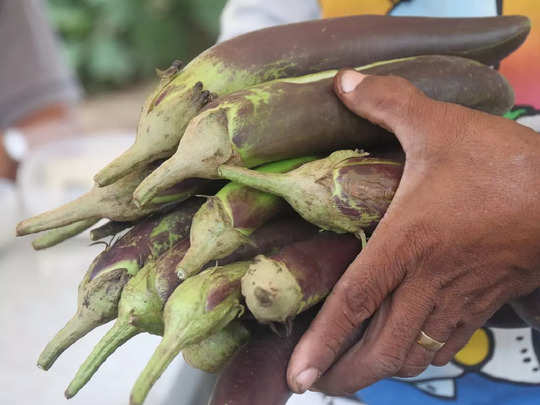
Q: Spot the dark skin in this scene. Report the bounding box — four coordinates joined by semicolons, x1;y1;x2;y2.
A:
286;69;540;395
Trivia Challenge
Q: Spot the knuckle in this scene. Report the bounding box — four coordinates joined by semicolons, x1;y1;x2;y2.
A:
320;332;345;359
396;365;426;378
381;220;438;278
398;352;431;378
371;348;406;377
400;221;438;264
432;355;452;367
317;315;361;360
338;278;382;326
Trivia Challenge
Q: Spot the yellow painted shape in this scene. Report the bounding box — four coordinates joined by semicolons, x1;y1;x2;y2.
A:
454;329;490;367
319;0;398;18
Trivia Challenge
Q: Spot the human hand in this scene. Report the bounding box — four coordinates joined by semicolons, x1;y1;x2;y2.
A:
286;69;540;395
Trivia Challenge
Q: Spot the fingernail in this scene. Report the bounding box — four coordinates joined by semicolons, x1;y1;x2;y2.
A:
294;368;320;393
339;70;366;93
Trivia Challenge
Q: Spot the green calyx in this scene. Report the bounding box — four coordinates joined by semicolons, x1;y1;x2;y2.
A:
182;321;250;373
32;218;100;250
18;163;193;236
37;259;131;370
65;322;139;398
218;150;368;233
164;262;248;348
177;197;251;279
119;262;165;335
95;49;262;189
65;262;164;398
133;107;238;207
130;262;249;405
177;156;319;279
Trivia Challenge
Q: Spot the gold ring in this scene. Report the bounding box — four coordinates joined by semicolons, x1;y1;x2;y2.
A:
416;330;445;352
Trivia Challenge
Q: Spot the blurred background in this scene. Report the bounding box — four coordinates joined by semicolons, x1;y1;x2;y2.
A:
50;0;226;92
0;1;227;404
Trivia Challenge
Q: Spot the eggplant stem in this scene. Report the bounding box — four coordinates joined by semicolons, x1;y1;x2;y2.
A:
65;322;139;398
130;337;182;405
37;312;101;371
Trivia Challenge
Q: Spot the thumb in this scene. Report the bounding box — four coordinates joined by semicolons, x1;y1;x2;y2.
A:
333;69;435;153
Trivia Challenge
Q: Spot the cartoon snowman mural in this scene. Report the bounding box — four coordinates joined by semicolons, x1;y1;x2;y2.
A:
398;327;540;399
396;106;540;399
286;105;540;405
505;106;540;132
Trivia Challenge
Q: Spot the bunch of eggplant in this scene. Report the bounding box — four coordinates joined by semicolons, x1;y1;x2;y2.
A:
17;14;540;405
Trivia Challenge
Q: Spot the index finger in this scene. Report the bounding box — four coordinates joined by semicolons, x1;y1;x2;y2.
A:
286;216;419;393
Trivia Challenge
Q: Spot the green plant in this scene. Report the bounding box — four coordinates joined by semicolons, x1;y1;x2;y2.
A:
47;0;227;91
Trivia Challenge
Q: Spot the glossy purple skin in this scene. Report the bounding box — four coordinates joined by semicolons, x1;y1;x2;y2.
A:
271;233;362;302
206;280;242;312
89;199;202;280
332;159;403;229
152;217;319;304
223;188;286;230
203;55;513;168
209;15;529;80
209;311;315;405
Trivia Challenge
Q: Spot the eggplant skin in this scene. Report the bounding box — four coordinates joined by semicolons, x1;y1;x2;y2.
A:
209;313;314;405
210;15;530;79
221;56;514;166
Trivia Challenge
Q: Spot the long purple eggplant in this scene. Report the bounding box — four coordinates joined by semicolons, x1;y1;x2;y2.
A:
36;199;201;370
242;232;362;323
177;156;318;279
219;150;402;235
133;55;513;205
65;217;320;398
95;15;529;187
209;311;316;405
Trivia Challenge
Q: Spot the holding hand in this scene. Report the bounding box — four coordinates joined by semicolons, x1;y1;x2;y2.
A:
287;69;540;395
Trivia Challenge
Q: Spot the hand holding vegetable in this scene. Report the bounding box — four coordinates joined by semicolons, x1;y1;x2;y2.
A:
287;69;540;395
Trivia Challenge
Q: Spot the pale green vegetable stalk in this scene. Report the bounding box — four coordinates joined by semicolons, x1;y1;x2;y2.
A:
219;150;403;235
17;162;203;236
182;321;250;373
32;218;99;250
177;156;317;279
65;262;164;398
130;262;250;405
36;199;200;370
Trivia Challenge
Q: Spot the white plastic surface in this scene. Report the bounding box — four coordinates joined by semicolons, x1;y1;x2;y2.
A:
17;132;135;219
